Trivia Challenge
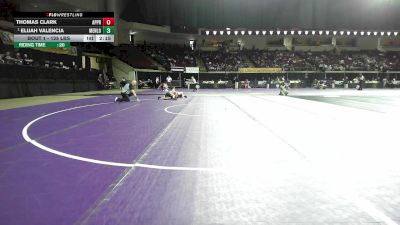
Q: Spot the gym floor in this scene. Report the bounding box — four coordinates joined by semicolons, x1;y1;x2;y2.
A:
1;88;400;225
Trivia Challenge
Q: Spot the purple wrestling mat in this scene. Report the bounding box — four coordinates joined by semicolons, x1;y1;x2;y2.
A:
1;89;400;225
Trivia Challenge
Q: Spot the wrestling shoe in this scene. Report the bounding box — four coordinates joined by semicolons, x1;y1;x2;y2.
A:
114;97;118;102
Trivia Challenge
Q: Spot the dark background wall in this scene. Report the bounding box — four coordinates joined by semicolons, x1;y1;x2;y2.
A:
121;0;400;30
0;64;98;98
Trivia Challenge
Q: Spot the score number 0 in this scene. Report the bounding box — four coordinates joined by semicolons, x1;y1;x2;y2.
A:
102;18;114;26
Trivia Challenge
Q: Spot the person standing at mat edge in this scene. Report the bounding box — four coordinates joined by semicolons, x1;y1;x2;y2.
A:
166;75;172;88
115;78;140;102
191;76;199;92
155;76;161;89
357;74;365;90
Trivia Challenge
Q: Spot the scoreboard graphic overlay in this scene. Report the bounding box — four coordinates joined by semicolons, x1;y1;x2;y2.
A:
14;12;114;48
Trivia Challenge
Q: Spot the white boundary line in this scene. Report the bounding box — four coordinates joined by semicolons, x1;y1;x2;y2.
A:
21;102;217;171
164;103;201;117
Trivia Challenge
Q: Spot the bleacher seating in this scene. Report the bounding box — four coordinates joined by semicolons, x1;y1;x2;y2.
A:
201;50;248;71
138;44;196;70
247;50;400;72
110;44;157;69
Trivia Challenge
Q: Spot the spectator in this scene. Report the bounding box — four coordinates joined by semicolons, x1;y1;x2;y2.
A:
44;60;50;68
22;54;34;65
4;51;15;64
71;61;78;70
15;52;23;65
60;62;69;69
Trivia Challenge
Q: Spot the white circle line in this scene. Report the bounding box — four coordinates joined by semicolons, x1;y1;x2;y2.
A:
164;103;201;117
21;102;218;171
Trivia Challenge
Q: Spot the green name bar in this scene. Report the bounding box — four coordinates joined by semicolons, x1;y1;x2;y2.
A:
14;42;70;48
